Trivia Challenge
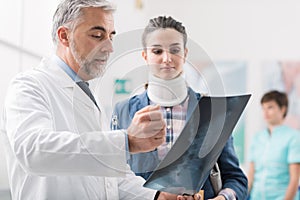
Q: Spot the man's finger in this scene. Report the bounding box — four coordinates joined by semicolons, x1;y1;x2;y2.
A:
134;124;165;138
138;110;163;122
136;104;160;114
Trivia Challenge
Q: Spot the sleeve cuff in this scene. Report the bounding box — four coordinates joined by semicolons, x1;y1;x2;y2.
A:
123;130;130;161
218;188;236;200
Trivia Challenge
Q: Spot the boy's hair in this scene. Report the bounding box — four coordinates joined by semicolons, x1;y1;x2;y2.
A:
261;90;288;117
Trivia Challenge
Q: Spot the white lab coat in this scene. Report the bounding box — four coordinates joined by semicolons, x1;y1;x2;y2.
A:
0;58;157;200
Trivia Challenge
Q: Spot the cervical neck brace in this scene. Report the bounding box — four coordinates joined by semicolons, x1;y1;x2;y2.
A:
147;74;188;107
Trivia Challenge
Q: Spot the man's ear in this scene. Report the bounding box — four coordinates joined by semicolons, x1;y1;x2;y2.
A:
142;50;147;61
57;26;70;47
282;105;288;118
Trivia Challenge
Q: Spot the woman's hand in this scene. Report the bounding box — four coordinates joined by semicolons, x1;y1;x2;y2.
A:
178;193;202;200
158;192;202;200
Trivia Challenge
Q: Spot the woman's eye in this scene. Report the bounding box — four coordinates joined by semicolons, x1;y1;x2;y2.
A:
152;49;163;55
170;48;181;54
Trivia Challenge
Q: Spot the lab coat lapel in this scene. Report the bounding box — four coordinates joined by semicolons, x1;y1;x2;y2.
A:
72;85;102;132
42;58;102;131
39;57;102;132
73;85;97;110
42;58;98;110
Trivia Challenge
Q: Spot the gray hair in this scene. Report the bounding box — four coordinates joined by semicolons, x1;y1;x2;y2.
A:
52;0;116;45
142;16;187;49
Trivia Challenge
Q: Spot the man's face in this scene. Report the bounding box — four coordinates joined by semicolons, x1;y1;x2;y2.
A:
68;7;115;80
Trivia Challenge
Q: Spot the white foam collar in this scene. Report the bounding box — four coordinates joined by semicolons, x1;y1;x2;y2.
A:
147;74;188;107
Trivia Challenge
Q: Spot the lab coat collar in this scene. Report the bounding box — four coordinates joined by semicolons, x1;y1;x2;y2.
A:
39;57;98;110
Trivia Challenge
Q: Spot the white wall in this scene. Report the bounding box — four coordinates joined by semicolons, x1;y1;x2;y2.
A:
1;0;300;189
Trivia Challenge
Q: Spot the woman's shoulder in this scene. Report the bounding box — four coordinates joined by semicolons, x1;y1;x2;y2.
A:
114;91;148;114
187;87;201;99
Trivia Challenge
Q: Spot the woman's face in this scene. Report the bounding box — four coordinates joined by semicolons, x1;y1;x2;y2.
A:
142;28;188;80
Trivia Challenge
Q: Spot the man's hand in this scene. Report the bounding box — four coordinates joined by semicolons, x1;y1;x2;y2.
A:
127;105;166;153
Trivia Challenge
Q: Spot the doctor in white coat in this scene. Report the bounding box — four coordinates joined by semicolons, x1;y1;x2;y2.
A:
1;1;200;200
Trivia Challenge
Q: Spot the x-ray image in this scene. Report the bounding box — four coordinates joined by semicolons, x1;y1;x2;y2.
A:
143;95;251;195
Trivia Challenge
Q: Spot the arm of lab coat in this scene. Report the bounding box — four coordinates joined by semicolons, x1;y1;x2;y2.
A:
117;165;157;200
3;73;127;177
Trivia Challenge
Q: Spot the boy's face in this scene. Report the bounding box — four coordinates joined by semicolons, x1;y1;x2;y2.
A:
261;100;286;126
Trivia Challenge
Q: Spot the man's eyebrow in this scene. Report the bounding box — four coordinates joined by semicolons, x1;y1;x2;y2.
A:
90;26;116;35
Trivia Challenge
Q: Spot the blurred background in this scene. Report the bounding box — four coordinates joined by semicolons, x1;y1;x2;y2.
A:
1;0;300;199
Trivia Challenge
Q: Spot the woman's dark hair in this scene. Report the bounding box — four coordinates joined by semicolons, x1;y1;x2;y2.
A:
142;16;187;49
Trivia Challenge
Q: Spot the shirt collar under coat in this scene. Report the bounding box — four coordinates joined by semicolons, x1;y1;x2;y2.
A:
128;88;201;122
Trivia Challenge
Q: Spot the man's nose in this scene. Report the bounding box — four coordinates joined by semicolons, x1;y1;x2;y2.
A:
100;38;114;53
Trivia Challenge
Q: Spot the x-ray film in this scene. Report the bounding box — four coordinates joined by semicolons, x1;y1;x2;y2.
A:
143;95;251;195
